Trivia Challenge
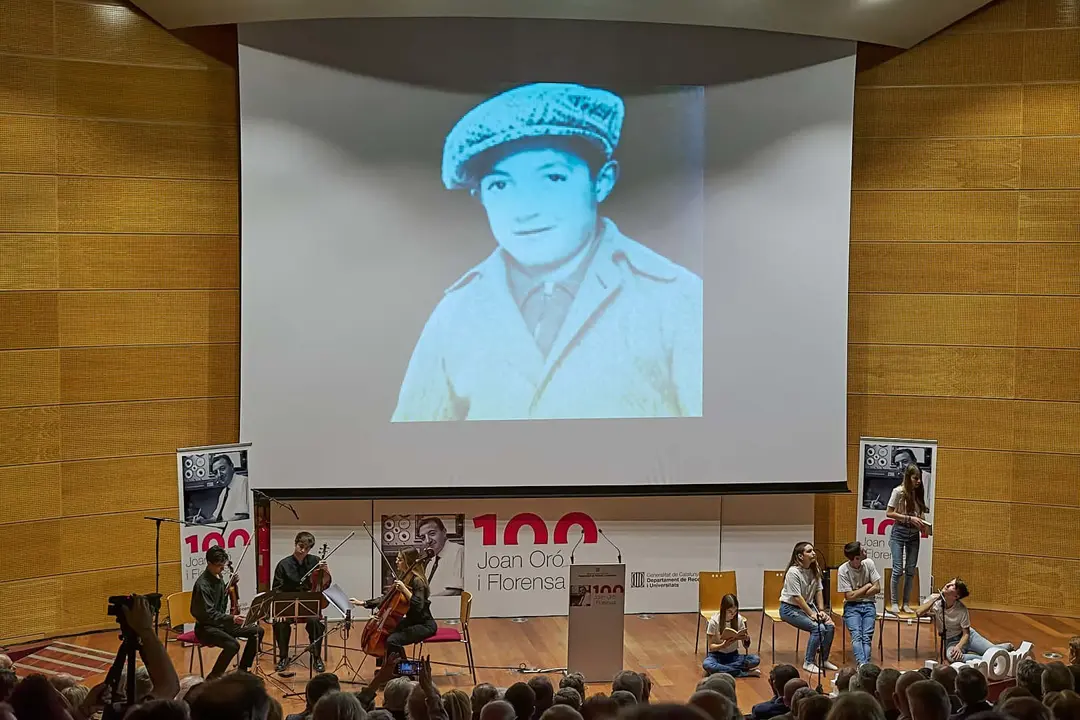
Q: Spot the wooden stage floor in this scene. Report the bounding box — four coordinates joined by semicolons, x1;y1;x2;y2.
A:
20;609;1080;715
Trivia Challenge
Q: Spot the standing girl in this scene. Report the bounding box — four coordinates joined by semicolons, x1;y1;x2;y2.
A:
886;463;929;614
703;594;761;677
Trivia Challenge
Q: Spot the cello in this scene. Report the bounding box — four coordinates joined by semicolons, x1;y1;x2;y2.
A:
357;527;433;658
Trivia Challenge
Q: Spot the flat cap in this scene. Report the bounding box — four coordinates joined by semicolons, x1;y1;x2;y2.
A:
442;82;625;190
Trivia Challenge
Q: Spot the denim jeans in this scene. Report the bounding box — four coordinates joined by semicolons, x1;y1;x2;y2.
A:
779;602;834;665
946;628;1011;663
843;601;877;666
702;649;761;677
890;523;920;605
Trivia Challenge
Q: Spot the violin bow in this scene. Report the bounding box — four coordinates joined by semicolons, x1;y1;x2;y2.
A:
298;531;355;586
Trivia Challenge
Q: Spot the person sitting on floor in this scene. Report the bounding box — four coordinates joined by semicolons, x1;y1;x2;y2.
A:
703;594;761;678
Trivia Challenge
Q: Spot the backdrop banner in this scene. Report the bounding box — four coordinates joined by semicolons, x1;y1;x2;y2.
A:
856;437;938;613
177;443;257;615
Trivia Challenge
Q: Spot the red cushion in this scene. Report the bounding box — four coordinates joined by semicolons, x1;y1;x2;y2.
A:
425;627;462;643
176;631;201;645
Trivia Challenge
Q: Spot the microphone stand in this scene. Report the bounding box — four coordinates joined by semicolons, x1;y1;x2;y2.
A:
937;593;948;664
143;515;227;632
598;528;623;563
813;609;826;693
569;532;585;564
252;488;300;520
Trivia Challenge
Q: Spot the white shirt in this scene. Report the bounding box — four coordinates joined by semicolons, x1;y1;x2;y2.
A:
925;593;970;638
836;559;881;603
428;540;464;596
706;612;748;653
781;566;822;606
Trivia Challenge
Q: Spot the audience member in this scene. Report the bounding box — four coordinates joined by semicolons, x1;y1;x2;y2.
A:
917;670;933;680
1070;667;1080;695
614;671;645;702
754;665;802;720
555;688;584;711
0;672;16;704
313;691;367;720
127;699;192;720
0;656;11;671
1070;637;1080;666
836;669;857;695
860;665;883;702
49;673;79;691
611;691;638;709
480;700;517;720
443;689;472;720
60;684;89;711
895;671;924;720
0;703;14;720
619;704;710;720
688;689;735;720
580;694;619;720
1046;663;1076;697
931;666;961;713
529;677;555;719
369;710;395;720
998;697;1051;720
288;673;342;720
384;677;416;720
471;684;501;720
8;674;71;720
190;672;272;720
1047;690;1080;720
269;697;284;720
177;674;206;702
878;669;902;720
800;695;833;720
907;680;951;720
776;679;811;720
697;674;737;706
951;667;990;720
540;706;584;720
506;681;537;720
996;687;1034;705
561;674;586;701
1017;659;1048;698
828;691;885;720
850;676;864;693
184;679;211;708
965;713;1007;720
639;673;653;704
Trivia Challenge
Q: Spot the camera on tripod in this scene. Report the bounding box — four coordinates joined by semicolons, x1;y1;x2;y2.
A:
107;593;162;635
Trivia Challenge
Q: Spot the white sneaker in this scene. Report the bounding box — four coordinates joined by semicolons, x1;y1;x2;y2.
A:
804;662;821;674
890;602;900;615
824;661;839;671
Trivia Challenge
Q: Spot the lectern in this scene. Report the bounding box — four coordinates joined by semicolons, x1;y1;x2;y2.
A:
567;564;625;681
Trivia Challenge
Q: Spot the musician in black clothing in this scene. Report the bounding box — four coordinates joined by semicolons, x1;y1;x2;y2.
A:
350;547;437;662
273;531;328;673
191;545;264;679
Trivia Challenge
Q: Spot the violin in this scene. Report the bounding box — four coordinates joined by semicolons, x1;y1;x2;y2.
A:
308;542;332;593
358;524;432;658
224;542;251;617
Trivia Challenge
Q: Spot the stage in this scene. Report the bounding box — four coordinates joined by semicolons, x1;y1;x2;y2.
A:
10;609;1077;714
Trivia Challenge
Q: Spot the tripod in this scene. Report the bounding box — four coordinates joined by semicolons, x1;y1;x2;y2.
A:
100;629;140;720
144;515;226;631
811;611;828;693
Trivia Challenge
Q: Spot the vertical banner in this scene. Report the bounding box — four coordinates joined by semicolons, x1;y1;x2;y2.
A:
178;443;257;614
567;564;626;681
856;437;937;612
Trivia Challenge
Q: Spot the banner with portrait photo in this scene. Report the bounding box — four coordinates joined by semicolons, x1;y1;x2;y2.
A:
177;443;257;615
856;437;937;613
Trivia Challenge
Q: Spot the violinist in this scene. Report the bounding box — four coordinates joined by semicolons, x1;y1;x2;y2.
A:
351;547;437;663
272;531;328;673
191;546;264;679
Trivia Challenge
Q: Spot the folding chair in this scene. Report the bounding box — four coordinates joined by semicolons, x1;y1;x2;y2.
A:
416;591;477;684
696;571;738;653
163;591;207;674
879;568;926;660
758;570;801;664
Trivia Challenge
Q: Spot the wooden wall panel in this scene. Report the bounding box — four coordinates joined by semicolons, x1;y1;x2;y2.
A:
0;235;58;290
820;0;1080;617
0;2;239;641
0;349;59;407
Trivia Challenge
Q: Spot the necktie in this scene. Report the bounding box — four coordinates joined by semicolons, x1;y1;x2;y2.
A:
430;554;441;582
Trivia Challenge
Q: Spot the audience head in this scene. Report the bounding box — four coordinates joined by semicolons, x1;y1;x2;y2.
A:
613;671;645;702
177;674;206;702
49;673;78;691
443;689;472;720
505;681;537;720
471;683;501;720
688;689;735;720
877;669;901;711
1018;659;1047;697
554;688;583;711
955;667;988;707
791;687;818;718
618;704;710;720
1069;637;1080;666
0;671;16;704
561;674;586;701
827;691;884;720
931;666;958;696
384;677;416;713
611;691;638;709
1071;667;1080;694
966;714;1008;720
800;695;832;720
895;671;923;717
858;665;883;701
0;656;11;671
268;697;284;720
539;706;584;720
849;676;863;693
771;665;802;699
356;690;375;713
907;680;951;720
1047;690;1080;720
126;699;191;720
369;711;395;720
784;679;810;708
638;673;652;704
313;691;366;720
697;674;736;704
836;668;857;694
999;697;1051;720
997;687;1034;704
480;700;517;720
529;676;555;716
917;669;933;680
1046;662;1076;696
408;684;434;720
580;694;619;720
8;674;70;720
59;684;89;711
190;672;272;720
305;673;342;712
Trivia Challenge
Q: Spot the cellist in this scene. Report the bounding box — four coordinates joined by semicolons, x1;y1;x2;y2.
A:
351;547;437;663
272;531;328;674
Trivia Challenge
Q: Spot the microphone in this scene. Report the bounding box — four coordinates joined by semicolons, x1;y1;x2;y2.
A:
569;532;585;565
599;528;622;564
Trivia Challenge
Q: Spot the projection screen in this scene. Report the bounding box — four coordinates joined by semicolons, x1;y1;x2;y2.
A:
238;19;855;495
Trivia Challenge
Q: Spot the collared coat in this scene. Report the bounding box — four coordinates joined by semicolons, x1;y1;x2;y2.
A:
391;219;702;421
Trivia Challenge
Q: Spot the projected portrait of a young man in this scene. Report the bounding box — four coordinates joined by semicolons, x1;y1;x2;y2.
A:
391;83;704;423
